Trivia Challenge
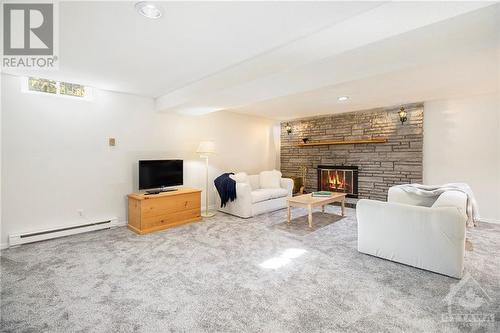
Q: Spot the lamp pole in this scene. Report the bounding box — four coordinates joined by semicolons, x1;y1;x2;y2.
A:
196;140;216;218
201;154;215;217
205;155;209;216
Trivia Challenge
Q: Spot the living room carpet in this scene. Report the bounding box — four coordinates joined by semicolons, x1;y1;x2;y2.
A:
1;206;499;332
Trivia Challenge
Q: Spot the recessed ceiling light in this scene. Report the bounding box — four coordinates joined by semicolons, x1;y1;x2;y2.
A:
337;96;350;102
135;2;163;19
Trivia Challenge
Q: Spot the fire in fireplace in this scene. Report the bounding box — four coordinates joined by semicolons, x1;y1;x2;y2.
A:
317;165;359;198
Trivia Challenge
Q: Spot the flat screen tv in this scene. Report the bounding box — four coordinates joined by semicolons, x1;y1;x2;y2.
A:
139;160;183;190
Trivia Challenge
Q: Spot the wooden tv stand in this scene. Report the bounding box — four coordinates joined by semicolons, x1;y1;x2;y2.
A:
127;188;202;235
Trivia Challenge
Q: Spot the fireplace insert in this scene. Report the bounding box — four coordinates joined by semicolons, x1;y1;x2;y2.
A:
317;165;359;198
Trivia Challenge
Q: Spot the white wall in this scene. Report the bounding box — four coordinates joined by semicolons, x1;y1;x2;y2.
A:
0;74;2;250
424;93;500;222
1;74;277;248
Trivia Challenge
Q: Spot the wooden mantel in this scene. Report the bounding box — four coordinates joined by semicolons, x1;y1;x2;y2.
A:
297;138;387;147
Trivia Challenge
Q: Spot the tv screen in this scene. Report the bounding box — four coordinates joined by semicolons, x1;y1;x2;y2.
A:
139;160;183;190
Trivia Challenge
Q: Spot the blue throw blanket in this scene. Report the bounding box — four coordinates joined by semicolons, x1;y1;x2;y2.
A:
214;173;237;207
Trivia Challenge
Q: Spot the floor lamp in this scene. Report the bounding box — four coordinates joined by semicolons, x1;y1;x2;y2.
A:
196;140;216;217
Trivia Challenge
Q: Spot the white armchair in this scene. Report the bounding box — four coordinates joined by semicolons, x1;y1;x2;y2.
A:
216;172;293;218
357;186;468;278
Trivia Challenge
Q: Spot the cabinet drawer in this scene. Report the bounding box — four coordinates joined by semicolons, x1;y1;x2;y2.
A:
142;208;201;229
141;193;200;217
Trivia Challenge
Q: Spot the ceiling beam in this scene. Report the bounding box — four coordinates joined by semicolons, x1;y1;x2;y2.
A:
155;1;493;115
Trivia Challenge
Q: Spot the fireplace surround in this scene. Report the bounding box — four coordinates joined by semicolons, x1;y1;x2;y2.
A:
317;165;359;198
280;104;423;201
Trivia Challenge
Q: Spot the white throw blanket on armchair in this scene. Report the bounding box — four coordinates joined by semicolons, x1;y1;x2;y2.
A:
393;183;480;227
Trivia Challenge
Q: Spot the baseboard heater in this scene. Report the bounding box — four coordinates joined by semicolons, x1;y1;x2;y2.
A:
9;218;119;247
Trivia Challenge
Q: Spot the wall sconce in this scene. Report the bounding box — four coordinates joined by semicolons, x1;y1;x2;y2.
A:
398;106;408;125
285;123;292;134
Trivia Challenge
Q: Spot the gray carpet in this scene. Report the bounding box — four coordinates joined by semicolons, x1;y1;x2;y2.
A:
1;206;499;332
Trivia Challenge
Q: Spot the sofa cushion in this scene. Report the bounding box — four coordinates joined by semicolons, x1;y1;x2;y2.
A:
388;187;437;207
432;190;467;217
248;175;260;190
259;170;282;189
251;189;273;203
266;188;289;199
230;172;251;188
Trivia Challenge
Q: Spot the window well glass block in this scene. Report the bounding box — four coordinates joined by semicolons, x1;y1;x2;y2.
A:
60;82;85;97
28;77;57;94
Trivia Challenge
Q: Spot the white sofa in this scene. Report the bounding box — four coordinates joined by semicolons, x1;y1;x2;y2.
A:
357;186;468;278
216;171;293;218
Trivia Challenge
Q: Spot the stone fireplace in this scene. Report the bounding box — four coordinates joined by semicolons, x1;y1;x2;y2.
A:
280;104;423;202
317;165;359;198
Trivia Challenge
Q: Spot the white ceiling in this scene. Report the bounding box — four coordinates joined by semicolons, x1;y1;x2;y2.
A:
6;1;382;96
5;1;499;120
232;4;500;119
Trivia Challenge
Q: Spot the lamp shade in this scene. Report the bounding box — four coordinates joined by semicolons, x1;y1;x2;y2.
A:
196;140;216;154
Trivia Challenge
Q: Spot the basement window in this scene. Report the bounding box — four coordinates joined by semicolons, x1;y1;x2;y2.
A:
60;82;85;97
26;77;87;98
28;77;57;94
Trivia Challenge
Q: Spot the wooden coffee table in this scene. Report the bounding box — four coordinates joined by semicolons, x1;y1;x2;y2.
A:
287;193;346;228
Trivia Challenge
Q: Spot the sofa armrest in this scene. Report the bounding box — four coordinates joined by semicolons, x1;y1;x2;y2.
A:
432;191;467;219
214;183;252;200
280;178;294;197
214;182;252;204
215;182;253;218
388;186;436;207
356;199;466;278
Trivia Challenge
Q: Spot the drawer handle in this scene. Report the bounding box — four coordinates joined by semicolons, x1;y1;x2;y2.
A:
184;201;188;207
